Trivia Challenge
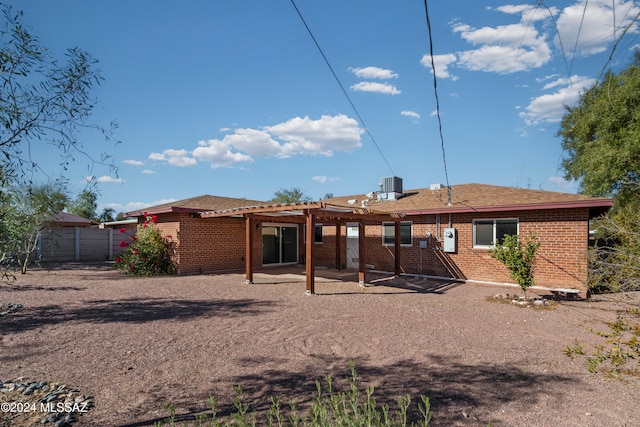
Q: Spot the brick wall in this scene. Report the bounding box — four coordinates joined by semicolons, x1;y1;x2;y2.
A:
155;214;261;275
154;207;591;289
313;208;590;289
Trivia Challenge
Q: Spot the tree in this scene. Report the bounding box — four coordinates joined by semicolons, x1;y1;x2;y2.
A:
0;183;63;274
69;189;97;220
270;187;313;204
491;233;540;299
588;203;640;293
97;207;116;223
0;5;118;185
558;52;640;211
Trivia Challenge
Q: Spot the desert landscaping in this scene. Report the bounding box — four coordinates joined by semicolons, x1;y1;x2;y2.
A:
1;263;639;427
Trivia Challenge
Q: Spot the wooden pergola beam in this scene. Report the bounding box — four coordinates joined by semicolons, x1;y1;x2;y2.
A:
305;209;316;294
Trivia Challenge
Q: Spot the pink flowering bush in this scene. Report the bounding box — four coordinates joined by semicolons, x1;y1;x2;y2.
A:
115;213;175;275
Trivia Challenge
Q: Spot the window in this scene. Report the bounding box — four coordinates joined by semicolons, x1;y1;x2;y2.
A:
314;224;323;243
473;219;518;247
303;224;323;243
382;221;412;246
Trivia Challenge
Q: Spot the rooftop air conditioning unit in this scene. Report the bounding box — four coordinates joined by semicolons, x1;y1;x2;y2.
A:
380;176;403;193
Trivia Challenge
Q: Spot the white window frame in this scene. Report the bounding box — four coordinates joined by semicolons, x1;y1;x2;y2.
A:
472;218;519;248
382;221;413;246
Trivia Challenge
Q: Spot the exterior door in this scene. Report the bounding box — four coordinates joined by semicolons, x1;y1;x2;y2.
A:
262;224;298;265
346;222;359;269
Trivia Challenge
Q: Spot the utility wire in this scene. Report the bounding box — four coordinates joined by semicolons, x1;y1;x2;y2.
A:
289;0;396;176
423;0;451;205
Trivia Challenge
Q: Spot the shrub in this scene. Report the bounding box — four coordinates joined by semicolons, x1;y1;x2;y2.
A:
490;233;540;299
115;213;175;276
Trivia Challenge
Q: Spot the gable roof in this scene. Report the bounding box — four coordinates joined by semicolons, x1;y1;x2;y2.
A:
47;211;96;227
125;194;268;217
325;184;613;217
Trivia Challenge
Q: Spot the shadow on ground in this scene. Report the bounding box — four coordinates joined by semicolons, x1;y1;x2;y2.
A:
0;297;275;334
127;355;578;427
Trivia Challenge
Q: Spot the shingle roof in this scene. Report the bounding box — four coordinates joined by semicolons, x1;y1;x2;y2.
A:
126;194;268;217
47;211;95;227
325;183;613;216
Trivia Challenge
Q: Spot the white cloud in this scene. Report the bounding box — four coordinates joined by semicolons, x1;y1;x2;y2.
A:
519;75;595;125
312;176;342;183
400;110;421;122
102;198;178;215
153;114;363;169
148;149;197;167
350;81;401;95
453;20;552;73
123;159;144;166
265;115;363;157
554;0;640;57
548;176;578;191
420;53;458;80
141;169;155;174
96;175;125;184
349;66;398;79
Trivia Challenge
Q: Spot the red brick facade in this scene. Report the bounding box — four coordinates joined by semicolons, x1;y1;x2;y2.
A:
157;207;590;290
311;208;590;289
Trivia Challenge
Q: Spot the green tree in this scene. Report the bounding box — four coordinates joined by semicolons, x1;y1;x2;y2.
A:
69;189;97;220
558;52;640;211
97;207;116;223
271;187;313;204
0;183;63;274
491;233;540;299
0;5;118;185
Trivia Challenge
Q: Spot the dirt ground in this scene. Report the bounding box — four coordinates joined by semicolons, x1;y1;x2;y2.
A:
1;263;639;427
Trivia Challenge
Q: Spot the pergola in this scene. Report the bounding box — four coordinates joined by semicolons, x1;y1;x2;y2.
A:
200;202;405;294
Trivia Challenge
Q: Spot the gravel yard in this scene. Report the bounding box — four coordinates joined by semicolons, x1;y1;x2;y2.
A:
1;263;639;426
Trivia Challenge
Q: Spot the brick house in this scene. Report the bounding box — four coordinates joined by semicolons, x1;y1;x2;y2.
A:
126;179;613;293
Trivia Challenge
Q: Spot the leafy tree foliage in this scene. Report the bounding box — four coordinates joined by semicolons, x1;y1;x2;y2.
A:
589;203;640;293
69;189;97;220
271;187;313;204
0;183;62;274
0;5;118;185
558;53;640;211
97;207;116;223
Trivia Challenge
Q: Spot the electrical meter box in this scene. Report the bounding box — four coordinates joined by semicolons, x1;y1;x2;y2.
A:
443;228;456;253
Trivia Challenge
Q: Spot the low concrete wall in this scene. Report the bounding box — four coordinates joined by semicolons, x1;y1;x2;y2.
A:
39;227;134;262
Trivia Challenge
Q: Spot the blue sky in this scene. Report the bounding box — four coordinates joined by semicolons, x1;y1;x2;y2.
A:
6;0;640;214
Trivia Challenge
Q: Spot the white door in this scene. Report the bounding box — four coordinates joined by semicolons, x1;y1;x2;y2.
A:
346;222;359;269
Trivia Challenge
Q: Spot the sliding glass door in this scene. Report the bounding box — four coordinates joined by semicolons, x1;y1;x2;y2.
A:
262;224;298;265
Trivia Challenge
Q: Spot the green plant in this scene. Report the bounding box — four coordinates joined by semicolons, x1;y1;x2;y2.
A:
154;363;431;426
565;317;640;376
115;212;175;276
490;233;540;299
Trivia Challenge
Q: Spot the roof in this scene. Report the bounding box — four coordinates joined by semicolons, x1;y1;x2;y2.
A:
47;211;96;227
125;194;268;217
325;184;614;217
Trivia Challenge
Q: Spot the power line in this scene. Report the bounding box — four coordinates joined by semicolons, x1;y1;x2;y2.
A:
289;0;396;176
423;0;451;205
